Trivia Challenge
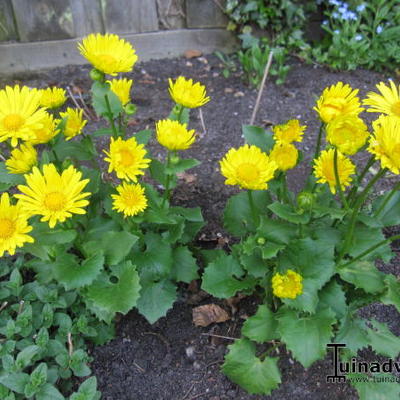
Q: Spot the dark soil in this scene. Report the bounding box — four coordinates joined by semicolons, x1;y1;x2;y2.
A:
2;55;399;399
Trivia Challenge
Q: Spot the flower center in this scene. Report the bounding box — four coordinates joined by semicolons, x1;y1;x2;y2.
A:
237;163;259;183
0;218;15;239
119;149;135;167
44;192;65;211
391;101;400;116
3;114;24;132
98;54;117;68
321;98;346;122
123;192;140;207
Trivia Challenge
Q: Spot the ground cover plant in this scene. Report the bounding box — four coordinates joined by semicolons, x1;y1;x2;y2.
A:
201;81;400;397
0;33;209;398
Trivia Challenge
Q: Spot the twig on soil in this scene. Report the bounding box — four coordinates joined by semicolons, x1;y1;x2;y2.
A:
249;51;274;126
180;382;196;400
201;333;238;341
133;361;146;373
198;108;207;136
143;331;170;350
77;89;97;120
189;393;208;400
66;86;92;121
67;332;73;357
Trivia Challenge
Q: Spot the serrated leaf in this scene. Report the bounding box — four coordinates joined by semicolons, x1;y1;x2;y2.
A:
15;345;40;370
242;125;274;152
242;305;279;343
53;253;104;290
35;383;65;400
277;307;336;368
136;279;176;324
257;215;297;244
366;320;400;358
201;255;254;298
349;373;400;400
91;81;123;118
86;261;141;322
171;246;198;283
224;191;272;236
338;261;385;294
222;338;281;395
0;162;24;186
372;191;400;227
335;314;369;354
381;274;400;312
268;202;310;224
318;279;348;319
0;373;30;394
134;129;152;145
30;223;77;245
239;248;268;278
70;377;98;400
165;158;200;174
53;140;94;161
260;241;285;259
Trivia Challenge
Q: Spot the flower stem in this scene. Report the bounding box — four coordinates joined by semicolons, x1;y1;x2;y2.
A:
104;94;118;138
247;190;259;227
313;122;324;161
339;233;400;269
333;147;349;210
161;151;172;207
374;181;400;218
338;168;386;263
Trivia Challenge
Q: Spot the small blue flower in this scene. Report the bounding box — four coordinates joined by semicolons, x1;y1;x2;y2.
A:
332;12;339;19
338;5;348;14
329;0;342;6
347;11;357;20
356;4;366;12
334;29;340;34
355;34;363;41
376;25;383;34
322;20;329;26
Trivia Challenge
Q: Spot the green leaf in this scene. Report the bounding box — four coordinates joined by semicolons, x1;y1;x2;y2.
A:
0;162;24;187
261;241;285;259
257;215;297;244
277;307;336;368
136;279;176;324
92;127;113;137
381;274;400;312
366;320;400;358
81;166;101;194
83;231;138;266
268;202;310;224
335;314;369;354
30;223;77;245
91;81;123;118
224;191;272;236
222;338;281;395
349;373;400;400
15;345;40;370
0;373;30;394
70;377;99;400
53;140;94;161
279;238;335;313
149;159;176;188
242;305;279;343
53;253;104;290
242;125;274;152
338;261;385;294
239;248;268;278
171;246;198;283
86;261;141;322
373;191;400;227
134;129;152;145
35;383;65;400
318;279;347;319
201;255;254;298
165;158;200;174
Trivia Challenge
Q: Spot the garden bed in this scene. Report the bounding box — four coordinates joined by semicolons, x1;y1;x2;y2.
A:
2;55;399;399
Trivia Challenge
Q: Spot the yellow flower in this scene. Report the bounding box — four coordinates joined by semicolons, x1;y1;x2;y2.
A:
368;115;400;174
168;76;210;108
313;148;355;194
326;115;369;155
156;119;196;151
30;112;59;145
108;78;133;106
220;144;277;190
15;164;90;228
59;108;87;140
0;85;47;147
269;142;298;171
272;269;303;299
78;33;138;76
314;82;363;123
363;80;400;117
111;182;148;217
272;119;305;144
104;137;151;182
6;143;37;174
0;193;34;257
39;87;67;109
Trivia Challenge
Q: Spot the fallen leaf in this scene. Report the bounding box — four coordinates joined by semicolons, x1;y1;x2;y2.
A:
234;91;245;97
184;49;203;59
193;304;230;327
177;172;197;184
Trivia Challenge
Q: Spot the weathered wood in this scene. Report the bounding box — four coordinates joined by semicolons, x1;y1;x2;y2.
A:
156;0;186;30
101;0;158;34
0;0;18;42
186;0;227;28
70;0;104;37
11;0;75;42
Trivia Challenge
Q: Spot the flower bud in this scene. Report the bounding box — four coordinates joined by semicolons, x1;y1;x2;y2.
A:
124;103;137;115
297;191;314;210
170;155;180;165
61;158;74;169
89;68;104;81
257;237;266;245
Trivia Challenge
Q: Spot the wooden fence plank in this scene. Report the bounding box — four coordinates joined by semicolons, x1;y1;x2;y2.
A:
70;0;104;37
101;0;158;34
0;0;18;42
156;0;186;30
186;0;227;28
11;0;75;42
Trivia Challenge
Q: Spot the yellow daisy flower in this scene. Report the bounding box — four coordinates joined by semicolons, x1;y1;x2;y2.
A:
40;87;67;109
313;148;355;194
103;137;151;182
108;78;133;106
59;108;87;140
156;119;196;151
368;115;400;174
111;182;148;217
314;82;363;123
78;33;138;76
363;80;400;117
272;119;306;144
168;76;210;108
326;115;369;155
220;144;277;190
269;142;298;171
6;143;37;174
30;112;59;145
0;193;34;257
272;269;303;299
0;85;47;147
15;164;90;228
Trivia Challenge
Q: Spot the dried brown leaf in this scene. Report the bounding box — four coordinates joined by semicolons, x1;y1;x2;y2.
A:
192;304;230;327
